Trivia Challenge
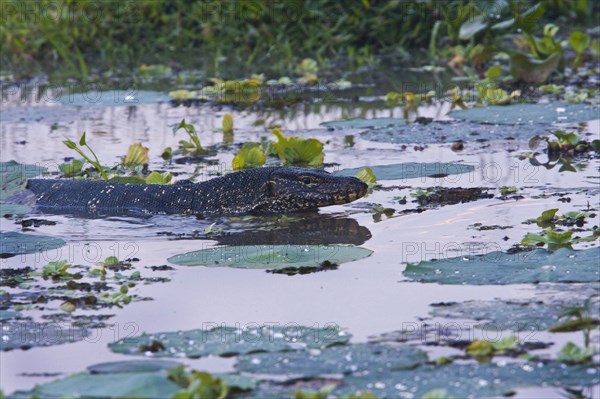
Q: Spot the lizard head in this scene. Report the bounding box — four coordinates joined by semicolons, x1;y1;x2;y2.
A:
259;167;368;212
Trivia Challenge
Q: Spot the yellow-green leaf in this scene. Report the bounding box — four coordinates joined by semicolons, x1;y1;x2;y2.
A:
222;113;234;134
123;143;149;167
145;171;172;185
356;167;376;189
232;144;266;170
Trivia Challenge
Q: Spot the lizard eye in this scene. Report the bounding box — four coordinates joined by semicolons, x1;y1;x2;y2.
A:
300;176;317;185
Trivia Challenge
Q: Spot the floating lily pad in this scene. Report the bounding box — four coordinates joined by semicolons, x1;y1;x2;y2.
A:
337;362;599;398
1;320;91;350
1;161;46;200
0;204;31;217
10;368;258;399
0;310;22;321
403;247;600;285
448;103;599;125
236;343;427;377
336;163;475;181
167;244;372;269
321;117;406;129
15;372;181;399
430;295;599;331
109;325;350;358
88;360;182;374
213;373;258;391
59;90;171;107
361;121;548;144
0;232;66;257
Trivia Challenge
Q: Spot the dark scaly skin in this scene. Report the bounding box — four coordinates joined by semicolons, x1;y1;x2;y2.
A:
26;167;368;216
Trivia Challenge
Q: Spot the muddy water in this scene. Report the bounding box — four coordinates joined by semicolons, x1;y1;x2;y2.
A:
1;87;599;395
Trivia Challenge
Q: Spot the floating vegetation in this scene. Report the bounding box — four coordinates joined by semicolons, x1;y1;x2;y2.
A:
360;120;547;144
236;343;427;377
109;325;350;358
0;232;65;257
167;245;372;270
403;247;600;285
412;187;494;207
337;163;475;181
448;103;599;125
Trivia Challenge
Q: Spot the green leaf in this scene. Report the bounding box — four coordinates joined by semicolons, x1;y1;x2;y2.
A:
516;2;545;33
491;336;519;352
232;144;266;170
60;301;76;313
355;167;376;189
0;204;31;217
337;163;474;181
110;325;351;358
236;343;426;377
161;147;172;160
62;139;78;150
88;360;182;374
272;128;324;167
222;113;234;134
0;231;66;256
403;247;600;285
549;317;600;333
449;102;598;125
29;372;181;398
553;131;579;145
557;342;595;364
569;31;591;54
79;131;87;146
466;340;494;357
168;244;373;269
484;65;502;80
145;171;172;185
538;208;559;223
122;143;150;167
59;159;84;177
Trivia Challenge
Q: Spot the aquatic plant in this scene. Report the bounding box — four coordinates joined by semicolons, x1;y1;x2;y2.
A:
173;119;207;156
232;143;266;170
63;132;108;181
272;128;324;167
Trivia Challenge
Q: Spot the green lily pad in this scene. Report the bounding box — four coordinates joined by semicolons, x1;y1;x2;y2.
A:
0;310;22;321
321;117;406;130
0;204;31;217
16;371;181;399
87;360;182;374
109;325;350;358
448;103;599;125
1;320;91;350
361;121;549;144
403;248;600;285
1;161;46;200
10;368;258;399
167;244;372;269
336;163;475;181
59;90;171;107
0;232;66;257
425;284;600;332
337;362;599;398
430;299;597;331
235;343;427;377
213;373;258;391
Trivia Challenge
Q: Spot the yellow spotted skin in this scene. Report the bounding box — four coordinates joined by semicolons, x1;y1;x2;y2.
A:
26;167;368;216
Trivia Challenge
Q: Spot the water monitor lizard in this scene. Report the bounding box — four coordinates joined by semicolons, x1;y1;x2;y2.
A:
26;166;368;216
